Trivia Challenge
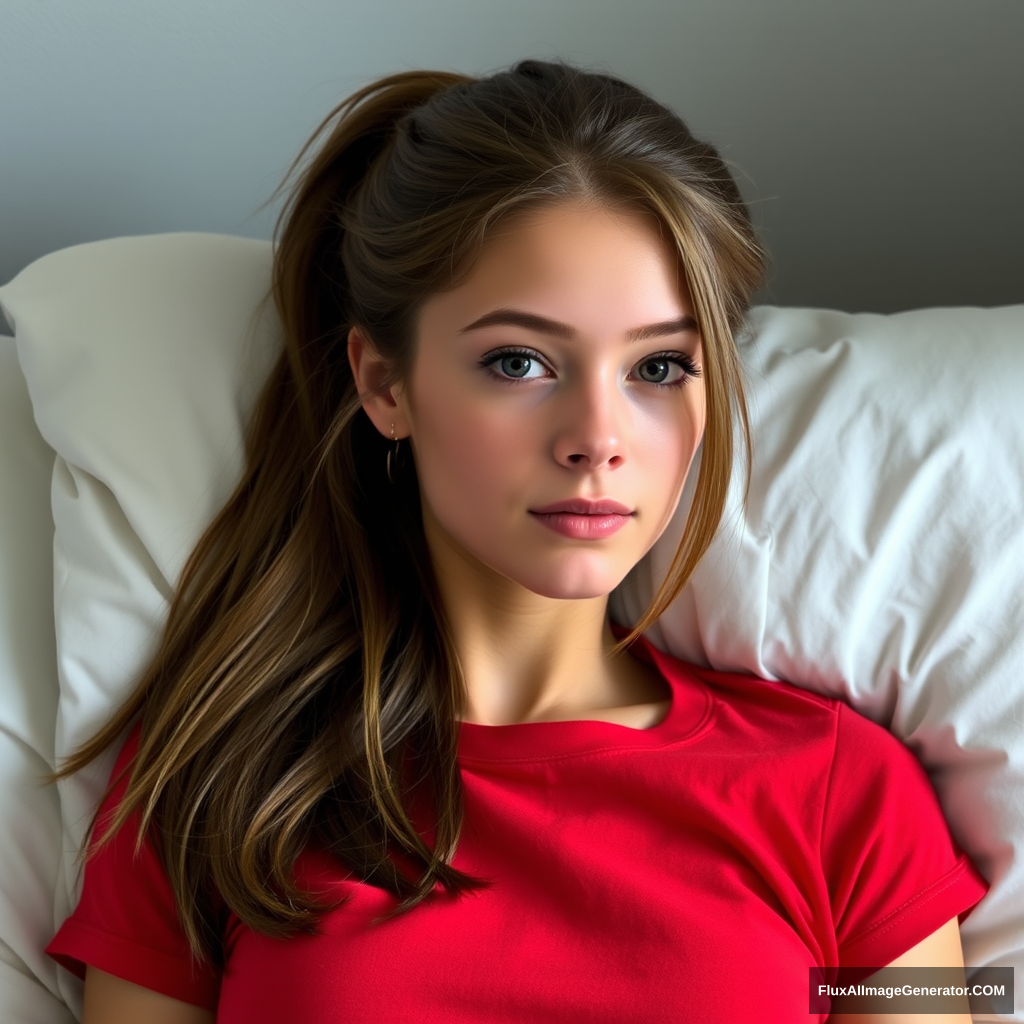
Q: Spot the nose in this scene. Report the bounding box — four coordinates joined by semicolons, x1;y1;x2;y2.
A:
552;370;626;472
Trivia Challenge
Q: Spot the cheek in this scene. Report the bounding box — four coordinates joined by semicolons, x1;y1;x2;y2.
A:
421;419;501;495
640;386;704;465
635;389;706;535
407;381;529;522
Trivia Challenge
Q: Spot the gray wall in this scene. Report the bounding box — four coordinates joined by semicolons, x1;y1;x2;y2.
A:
2;0;1022;314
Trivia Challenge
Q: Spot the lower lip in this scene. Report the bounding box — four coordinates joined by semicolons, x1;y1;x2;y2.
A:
529;512;632;539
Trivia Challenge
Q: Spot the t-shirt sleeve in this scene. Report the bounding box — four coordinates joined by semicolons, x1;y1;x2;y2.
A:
45;727;221;1010
820;701;988;980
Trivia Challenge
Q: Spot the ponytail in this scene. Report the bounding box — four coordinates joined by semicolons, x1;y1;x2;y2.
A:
271;70;472;439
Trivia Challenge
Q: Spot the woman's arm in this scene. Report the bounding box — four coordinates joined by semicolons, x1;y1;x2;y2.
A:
828;916;972;1023
83;966;216;1024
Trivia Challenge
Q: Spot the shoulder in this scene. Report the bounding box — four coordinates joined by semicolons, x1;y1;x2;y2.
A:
637;631;841;725
658;656;933;797
681;661;840;714
662;656;953;830
666;657;844;749
695;662;928;781
48;719;221;1007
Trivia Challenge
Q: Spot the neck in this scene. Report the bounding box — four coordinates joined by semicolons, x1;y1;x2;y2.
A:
424;516;659;727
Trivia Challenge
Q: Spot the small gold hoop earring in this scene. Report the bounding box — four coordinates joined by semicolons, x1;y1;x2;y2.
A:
386;422;400;484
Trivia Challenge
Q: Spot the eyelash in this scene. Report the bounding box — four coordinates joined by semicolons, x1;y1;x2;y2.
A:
479;347;702;388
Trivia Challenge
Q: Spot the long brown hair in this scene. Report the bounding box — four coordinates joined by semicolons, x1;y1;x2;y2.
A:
59;59;766;962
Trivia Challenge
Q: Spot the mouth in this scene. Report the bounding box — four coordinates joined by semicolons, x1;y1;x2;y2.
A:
529;497;634;516
527;498;634;540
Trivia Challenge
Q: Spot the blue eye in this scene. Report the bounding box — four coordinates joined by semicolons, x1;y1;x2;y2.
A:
499;353;533;378
480;348;549;383
636;358;674;384
633;352;702;388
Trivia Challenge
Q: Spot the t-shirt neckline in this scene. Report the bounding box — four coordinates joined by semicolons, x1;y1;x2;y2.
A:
456;623;714;763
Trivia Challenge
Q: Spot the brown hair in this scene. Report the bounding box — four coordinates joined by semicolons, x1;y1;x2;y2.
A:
59;59;766;962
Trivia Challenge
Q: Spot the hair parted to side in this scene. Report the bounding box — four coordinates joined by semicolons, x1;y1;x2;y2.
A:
58;59;767;962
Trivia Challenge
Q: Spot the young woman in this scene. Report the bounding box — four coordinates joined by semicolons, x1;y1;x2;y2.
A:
47;60;986;1023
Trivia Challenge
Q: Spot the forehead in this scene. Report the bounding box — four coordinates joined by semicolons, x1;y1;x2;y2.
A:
418;200;690;338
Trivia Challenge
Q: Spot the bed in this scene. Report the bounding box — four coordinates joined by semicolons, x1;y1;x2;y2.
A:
1;233;1021;1022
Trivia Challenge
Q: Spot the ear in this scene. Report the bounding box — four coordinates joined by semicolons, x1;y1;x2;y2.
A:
347;326;409;439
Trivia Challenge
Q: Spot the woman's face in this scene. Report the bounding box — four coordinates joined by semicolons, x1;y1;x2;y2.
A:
370;200;706;601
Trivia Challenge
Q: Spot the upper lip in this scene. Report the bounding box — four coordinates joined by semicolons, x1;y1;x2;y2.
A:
530;497;634;515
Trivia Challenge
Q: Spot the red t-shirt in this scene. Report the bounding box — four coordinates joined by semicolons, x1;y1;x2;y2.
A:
48;632;987;1022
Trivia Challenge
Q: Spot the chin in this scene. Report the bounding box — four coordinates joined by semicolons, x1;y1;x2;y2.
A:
510;563;628;602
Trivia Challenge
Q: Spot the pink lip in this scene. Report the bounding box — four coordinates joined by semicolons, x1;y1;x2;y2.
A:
530;498;633;515
528;497;634;540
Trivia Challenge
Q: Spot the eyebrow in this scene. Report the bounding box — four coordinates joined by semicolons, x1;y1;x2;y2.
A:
457;308;699;342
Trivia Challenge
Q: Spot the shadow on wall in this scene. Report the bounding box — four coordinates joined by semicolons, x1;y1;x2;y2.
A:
2;0;1022;312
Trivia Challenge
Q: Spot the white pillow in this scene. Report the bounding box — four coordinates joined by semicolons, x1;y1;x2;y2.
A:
1;235;1021;1021
0;337;76;1024
0;235;281;1022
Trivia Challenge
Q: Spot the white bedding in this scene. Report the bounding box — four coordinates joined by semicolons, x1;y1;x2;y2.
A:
0;234;1021;1021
